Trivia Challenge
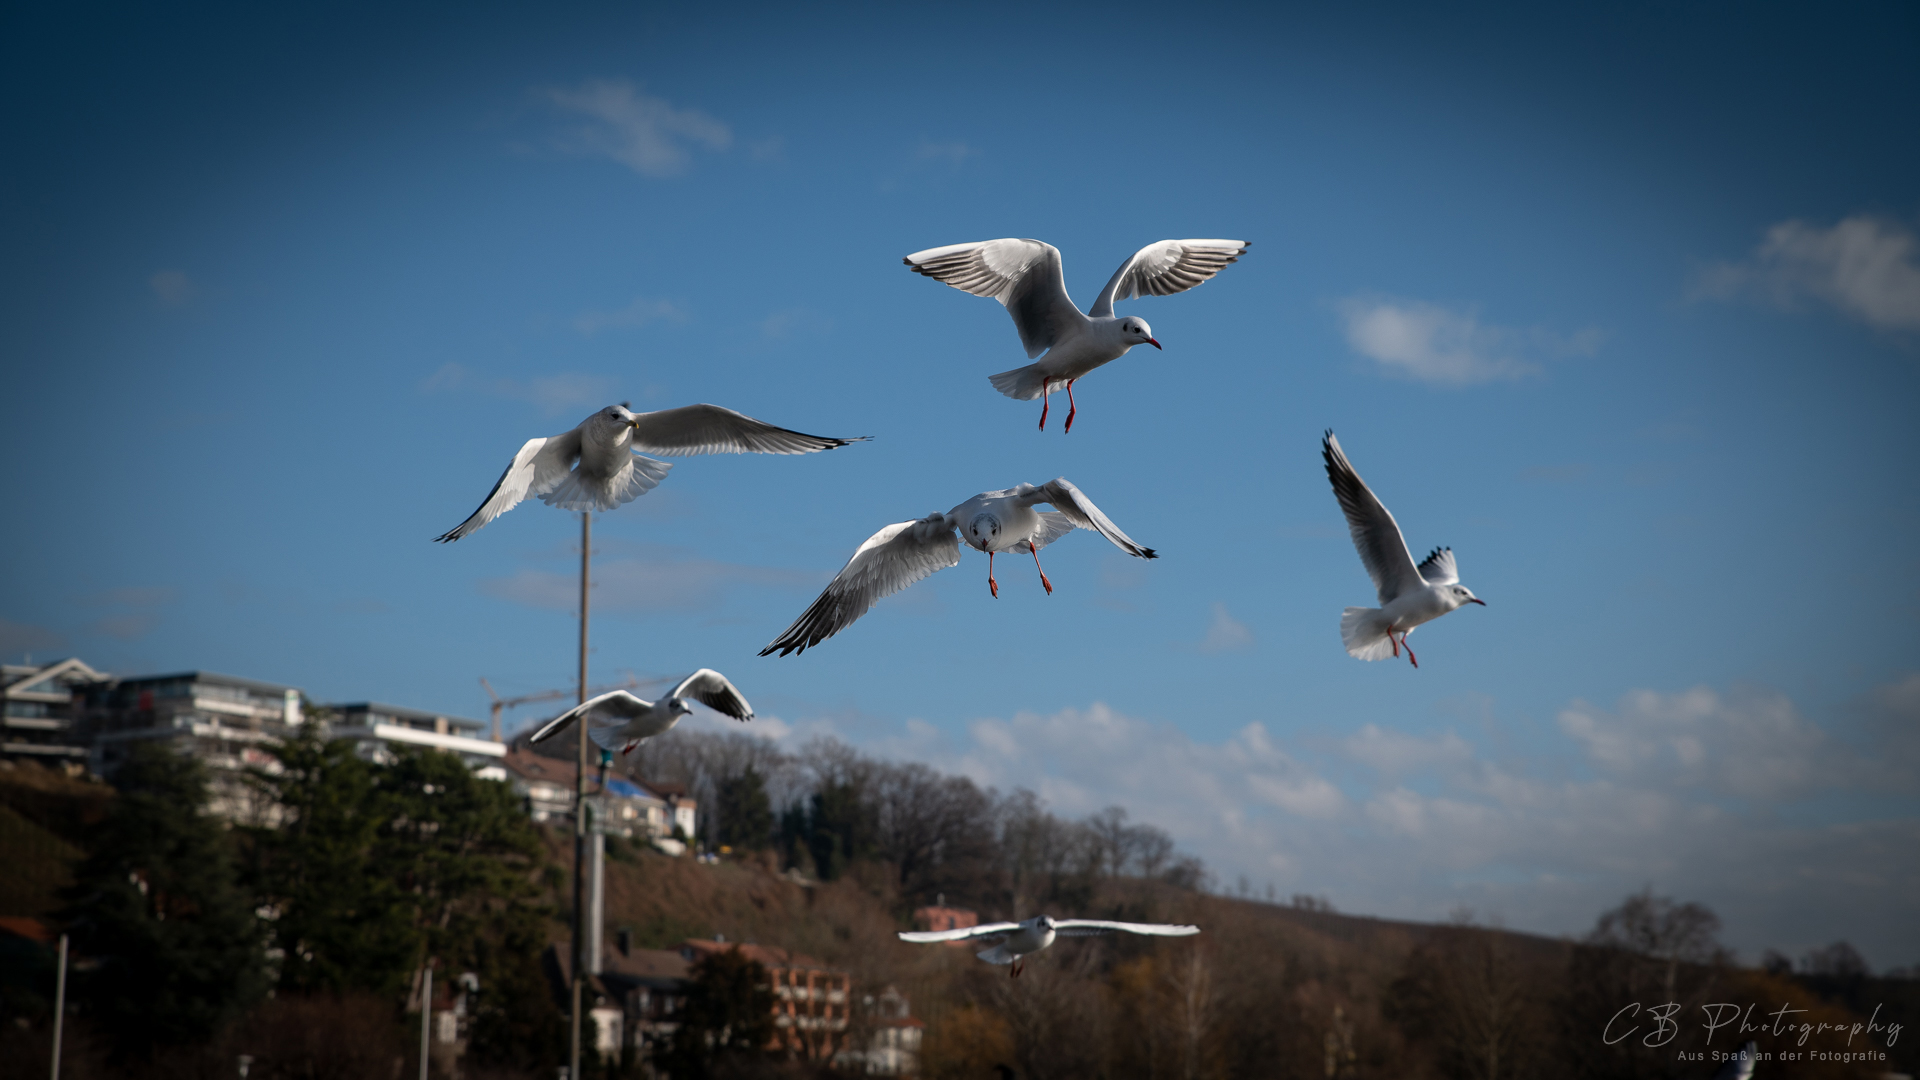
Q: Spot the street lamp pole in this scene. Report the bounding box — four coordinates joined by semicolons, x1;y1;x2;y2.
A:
569;511;591;1080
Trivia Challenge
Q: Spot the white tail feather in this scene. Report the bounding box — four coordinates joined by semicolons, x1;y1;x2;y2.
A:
976;944;1016;965
988;364;1052;401
1341;607;1397;661
540;456;672;512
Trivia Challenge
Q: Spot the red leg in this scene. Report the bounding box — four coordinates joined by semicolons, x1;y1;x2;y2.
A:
1011;959;1022;979
622;741;638;756
1030;542;1053;595
1402;634;1418;669
1038;379;1050;431
1063;380;1078;433
988;551;999;598
1389;628;1400;658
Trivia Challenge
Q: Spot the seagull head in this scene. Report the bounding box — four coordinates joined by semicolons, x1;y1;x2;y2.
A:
1449;586;1486;608
597;403;639;429
965;513;1001;551
1119;316;1161;350
666;697;696;718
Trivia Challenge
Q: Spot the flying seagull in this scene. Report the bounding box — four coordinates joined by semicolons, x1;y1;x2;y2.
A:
899;914;1200;978
904;238;1248;432
527;669;753;755
434;403;867;542
760;479;1155;656
1323;431;1484;668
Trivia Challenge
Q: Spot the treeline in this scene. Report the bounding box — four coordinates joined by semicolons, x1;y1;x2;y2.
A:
620;728;1206;913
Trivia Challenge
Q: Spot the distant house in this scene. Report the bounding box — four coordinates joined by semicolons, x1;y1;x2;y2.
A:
912;903;979;947
327;701;505;777
597;943;692;1062
679;937;852;1062
2;658;109;766
646;779;699;842
838;986;925;1077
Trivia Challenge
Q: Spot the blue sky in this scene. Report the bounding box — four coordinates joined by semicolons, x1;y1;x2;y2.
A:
4;2;1917;965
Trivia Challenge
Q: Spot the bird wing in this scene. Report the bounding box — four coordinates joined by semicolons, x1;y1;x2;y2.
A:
897;922;1021;944
760;515;962;656
1027;511;1078;553
628;404;869;457
1052;919;1201;937
434;430;582;542
668;669;754;722
1322;431;1425;605
1026;479;1157;559
527;690;652;744
904;239;1086;359
1090;239;1249;318
1416;546;1459;587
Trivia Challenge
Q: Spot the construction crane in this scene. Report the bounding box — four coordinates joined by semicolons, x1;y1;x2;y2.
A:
479;674;651;742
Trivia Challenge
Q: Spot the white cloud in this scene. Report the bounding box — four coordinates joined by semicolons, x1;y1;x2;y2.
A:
916;139;976;164
1336;296;1600;385
759;307;831;340
1196;602;1254;652
545;79;731;177
1696;214;1920;331
575;295;687;336
149;270;195;306
845;678;1920;967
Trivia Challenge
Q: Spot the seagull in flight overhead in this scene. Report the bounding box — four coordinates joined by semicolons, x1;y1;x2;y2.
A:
528;669;753;755
1323;431;1485;668
760;478;1155;656
899;915;1200;978
434;403;867;542
904;238;1248;432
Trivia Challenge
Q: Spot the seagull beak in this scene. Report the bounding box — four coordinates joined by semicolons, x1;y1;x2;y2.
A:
1468;598;1487;606
1145;337;1162;350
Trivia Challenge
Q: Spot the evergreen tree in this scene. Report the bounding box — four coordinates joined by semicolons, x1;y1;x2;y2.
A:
60;742;267;1063
657;949;776;1079
716;765;774;851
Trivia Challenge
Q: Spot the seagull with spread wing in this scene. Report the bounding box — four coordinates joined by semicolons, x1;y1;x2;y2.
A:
528;669;753;755
760;478;1156;656
1323;431;1485;668
904;238;1248;432
899;914;1200;978
434;403;867;542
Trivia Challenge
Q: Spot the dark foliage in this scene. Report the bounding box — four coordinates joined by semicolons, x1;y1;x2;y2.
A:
657;950;778;1079
57;743;268;1064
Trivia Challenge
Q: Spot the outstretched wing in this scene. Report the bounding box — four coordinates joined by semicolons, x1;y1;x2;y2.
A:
761;515;962;656
904;239;1088;358
434;430;582;542
897;922;1021;944
629;404;869;457
1322;431;1425;605
1026;511;1078;553
528;690;651;744
1090;239;1249;318
1052;919;1201;937
668;669;754;722
1416;546;1459;587
1028;478;1157;559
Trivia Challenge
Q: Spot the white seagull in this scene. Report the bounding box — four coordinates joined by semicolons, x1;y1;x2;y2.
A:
899;914;1200;978
434;403;867;542
904;238;1248;432
760;478;1155;656
527;669;754;755
1323;431;1485;668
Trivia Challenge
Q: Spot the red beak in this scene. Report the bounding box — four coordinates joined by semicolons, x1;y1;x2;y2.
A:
1145;337;1162;350
1468;598;1486;606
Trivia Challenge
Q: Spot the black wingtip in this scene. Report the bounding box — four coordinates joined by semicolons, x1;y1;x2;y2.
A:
1141;548;1159;560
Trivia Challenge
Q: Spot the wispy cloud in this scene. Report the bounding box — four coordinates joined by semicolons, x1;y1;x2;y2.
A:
420;363;617;416
916;138;976;164
759;307;831;340
1694;214;1920;331
82;586;177;641
574;295;688;336
1196;602;1254;652
0;617;67;658
544;79;731;177
837;676;1920;965
149;270;196;306
1336;296;1601;385
479;546;813;614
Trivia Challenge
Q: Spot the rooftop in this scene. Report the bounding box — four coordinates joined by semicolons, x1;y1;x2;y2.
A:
330;701;484;731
